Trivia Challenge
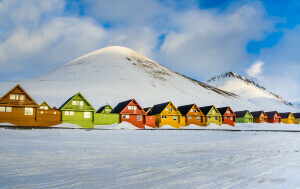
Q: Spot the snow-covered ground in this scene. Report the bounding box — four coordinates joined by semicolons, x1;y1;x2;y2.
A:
0;128;299;188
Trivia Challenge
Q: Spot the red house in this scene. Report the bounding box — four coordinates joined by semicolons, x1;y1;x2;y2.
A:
265;111;281;123
111;99;147;129
217;106;236;126
144;107;156;128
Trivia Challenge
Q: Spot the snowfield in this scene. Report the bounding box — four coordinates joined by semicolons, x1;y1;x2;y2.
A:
0;128;299;188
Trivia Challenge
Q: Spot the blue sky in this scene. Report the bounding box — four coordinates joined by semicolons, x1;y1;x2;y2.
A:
0;0;299;101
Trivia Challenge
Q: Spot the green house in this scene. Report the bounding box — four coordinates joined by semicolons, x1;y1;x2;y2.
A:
235;110;253;123
94;105;120;125
199;105;222;125
59;92;95;128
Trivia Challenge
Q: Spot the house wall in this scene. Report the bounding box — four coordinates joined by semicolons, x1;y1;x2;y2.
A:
281;117;295;124
62;111;94;128
36;109;61;126
185;115;206;126
120;114;145;129
94;113;120;125
145;116;156;128
156;115;181;128
0;106;38;126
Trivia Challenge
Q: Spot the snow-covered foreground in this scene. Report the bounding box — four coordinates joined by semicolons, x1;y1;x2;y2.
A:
0;128;300;188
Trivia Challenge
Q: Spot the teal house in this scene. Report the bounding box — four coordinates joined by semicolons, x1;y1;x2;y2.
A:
59;92;95;128
94;105;120;125
235;110;253;123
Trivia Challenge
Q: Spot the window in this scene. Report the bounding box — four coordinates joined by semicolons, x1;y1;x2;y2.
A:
122;115;126;119
65;111;70;115
128;106;132;110
162;115;167;118
79;101;83;106
25;108;33;115
165;108;169;111
40;111;43;114
224;116;227;119
150;117;152;119
173;116;177;120
226;111;230;114
70;111;74;116
72;101;77;105
230;117;233;120
106;109;110;112
10;94;25;100
0;107;5;112
170;108;173;111
6;107;12;112
197;116;200;120
84;112;91;118
10;94;15;100
188;116;192;119
215;117;218;120
208;116;211;119
126;115;130;119
133;106;137;110
54;112;56;115
137;115;142;121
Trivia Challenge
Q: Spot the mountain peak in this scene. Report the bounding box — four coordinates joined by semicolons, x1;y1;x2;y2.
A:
207;72;266;90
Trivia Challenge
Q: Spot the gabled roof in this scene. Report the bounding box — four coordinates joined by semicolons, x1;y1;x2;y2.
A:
279;112;293;119
177;104;195;116
217;107;233;116
251;111;266;118
111;99;133;113
293;113;300;118
96;105;112;113
265;111;280;118
143;107;151;114
39;101;52;110
235;110;250;117
148;102;170;115
199;105;214;115
111;99;145;114
59;92;95;111
0;84;39;107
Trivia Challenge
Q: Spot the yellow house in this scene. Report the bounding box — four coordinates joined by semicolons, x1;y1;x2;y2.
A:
280;112;295;124
148;102;183;128
293;113;300;124
199;105;222;125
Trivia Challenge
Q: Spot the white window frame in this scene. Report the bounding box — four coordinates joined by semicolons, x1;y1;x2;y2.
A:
133;106;137;110
173;116;177;120
230;116;233;120
197;116;200;120
25;108;33;116
20;95;25;101
10;94;16;100
84;112;91;119
137;115;142;121
80;101;84;106
6;107;12;112
65;111;70;116
126;115;130;119
54;112;57;115
188;116;192;119
70;111;74;116
0;107;5;112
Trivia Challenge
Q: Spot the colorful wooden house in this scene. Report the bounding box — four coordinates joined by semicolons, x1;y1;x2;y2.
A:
148;102;183;128
59;92;95;128
143;107;156;128
36;101;61;126
293;113;300;124
217;106;236;126
251;111;268;123
199;105;222;125
94;105;120;125
235;110;253;123
177;104;205;126
0;84;39;126
111;99;146;129
265;111;281;123
279;112;295;124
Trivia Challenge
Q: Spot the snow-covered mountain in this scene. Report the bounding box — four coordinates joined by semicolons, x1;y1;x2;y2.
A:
207;72;299;112
0;46;297;112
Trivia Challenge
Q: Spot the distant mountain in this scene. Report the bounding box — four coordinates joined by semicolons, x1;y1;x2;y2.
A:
0;47;297;112
207;72;299;112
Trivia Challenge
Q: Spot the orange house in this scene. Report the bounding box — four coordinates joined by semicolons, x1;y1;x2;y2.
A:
177;104;206;126
111;99;147;129
36;101;61;126
265;111;281;123
0;84;39;126
143;107;156;128
251;111;268;123
217;106;236;126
